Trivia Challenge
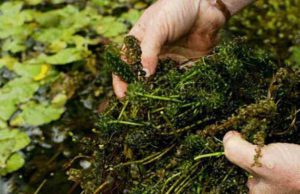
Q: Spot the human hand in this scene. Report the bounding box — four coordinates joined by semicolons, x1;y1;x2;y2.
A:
223;131;300;194
113;0;228;98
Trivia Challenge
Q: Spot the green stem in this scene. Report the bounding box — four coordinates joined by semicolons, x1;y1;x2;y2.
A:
108;120;144;126
111;145;175;170
166;162;199;194
118;100;129;120
162;172;181;193
161;117;210;136
175;70;198;89
34;179;47;194
135;92;182;103
194;152;224;161
151;107;165;113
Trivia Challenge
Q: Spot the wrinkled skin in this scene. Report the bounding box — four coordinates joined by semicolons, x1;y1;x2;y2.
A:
111;0;300;193
113;0;226;98
224;131;300;194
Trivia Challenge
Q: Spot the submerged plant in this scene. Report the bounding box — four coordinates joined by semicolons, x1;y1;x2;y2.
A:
69;37;300;193
228;0;300;62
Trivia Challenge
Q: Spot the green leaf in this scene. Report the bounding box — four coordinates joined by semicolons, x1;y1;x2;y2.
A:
24;0;43;5
0;129;30;151
35;5;79;27
0;153;25;175
13;131;31;151
2;37;27;53
0;77;39;120
121;9;141;24
33;28;67;43
96;17;127;38
0;120;7;129
0;139;15;168
0;129;30;175
10;101;65;126
0;2;23;16
14;62;54;80
0;2;35;40
92;0;110;7
51;93;68;108
38;48;87;65
291;47;300;66
0;56;18;69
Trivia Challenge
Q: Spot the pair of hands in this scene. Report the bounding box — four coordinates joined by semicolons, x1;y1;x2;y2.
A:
112;0;300;193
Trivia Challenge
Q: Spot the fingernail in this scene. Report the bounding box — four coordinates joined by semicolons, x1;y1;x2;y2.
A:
143;68;150;77
223;131;240;144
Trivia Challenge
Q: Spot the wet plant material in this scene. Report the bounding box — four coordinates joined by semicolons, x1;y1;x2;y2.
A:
228;0;300;63
106;35;145;83
69;37;300;193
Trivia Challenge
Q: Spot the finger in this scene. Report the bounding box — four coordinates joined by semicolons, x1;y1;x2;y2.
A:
247;176;260;190
128;23;146;42
248;181;272;194
112;74;127;99
140;27;166;77
128;5;155;42
223;131;268;175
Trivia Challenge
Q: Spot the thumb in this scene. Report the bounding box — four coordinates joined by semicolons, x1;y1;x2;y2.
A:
140;28;166;77
223;131;261;174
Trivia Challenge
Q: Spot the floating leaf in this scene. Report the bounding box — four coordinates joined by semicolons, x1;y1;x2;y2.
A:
35;5;79;27
0;2;23;16
33;64;51;81
24;0;43;5
48;41;67;53
0;139;15;168
0;129;30;176
0;56;18;70
51;93;68;108
38;48;87;65
0;153;25;176
0;78;39;120
10;101;65;127
33;28;67;44
121;9;141;24
0;120;7;129
96;17;127;38
2;37;26;53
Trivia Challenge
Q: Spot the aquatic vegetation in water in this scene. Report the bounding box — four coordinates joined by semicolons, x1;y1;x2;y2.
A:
69;37;300;193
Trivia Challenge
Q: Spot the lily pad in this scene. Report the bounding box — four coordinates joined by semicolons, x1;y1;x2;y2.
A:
96;17;127;38
0;153;25;176
0;77;39;121
10;101;65;127
0;129;30;176
38;48;87;65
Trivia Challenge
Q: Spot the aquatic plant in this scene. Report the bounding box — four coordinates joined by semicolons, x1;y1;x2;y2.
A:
69;36;300;193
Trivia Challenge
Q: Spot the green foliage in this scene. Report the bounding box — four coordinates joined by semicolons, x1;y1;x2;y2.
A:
228;0;300;61
290;46;300;67
10;101;66;127
105;45;137;83
0;0;143;176
0;0;299;193
0;129;30;176
71;38;299;193
0;77;39;121
106;35;144;83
